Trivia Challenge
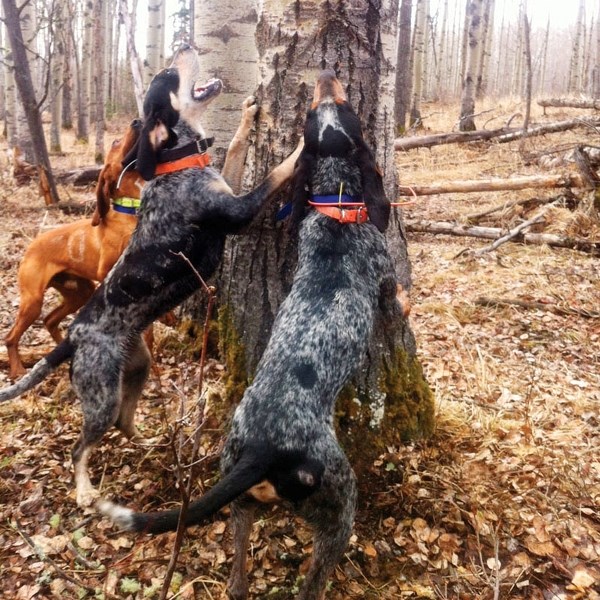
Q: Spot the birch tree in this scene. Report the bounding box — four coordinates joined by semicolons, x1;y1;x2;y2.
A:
395;0;412;133
411;0;428;125
144;0;165;86
199;0;433;470
77;0;93;142
459;0;483;131
93;0;106;162
568;0;585;94
49;0;66;152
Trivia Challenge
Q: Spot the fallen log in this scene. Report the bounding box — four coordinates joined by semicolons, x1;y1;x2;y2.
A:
538;98;600;109
405;219;600;255
55;166;102;186
398;173;584;196
394;117;600;151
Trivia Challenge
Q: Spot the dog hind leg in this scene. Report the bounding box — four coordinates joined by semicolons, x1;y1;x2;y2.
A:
227;497;257;600
298;462;357;600
116;337;151;440
70;343;123;506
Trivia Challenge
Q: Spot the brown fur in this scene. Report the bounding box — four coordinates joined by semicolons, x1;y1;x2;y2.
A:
5;123;145;378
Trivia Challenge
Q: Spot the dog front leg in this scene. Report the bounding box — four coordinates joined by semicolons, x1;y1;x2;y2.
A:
227;498;257;600
222;96;258;194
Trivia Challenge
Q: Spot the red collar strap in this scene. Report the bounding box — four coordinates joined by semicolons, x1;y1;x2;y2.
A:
313;204;369;224
154;152;211;176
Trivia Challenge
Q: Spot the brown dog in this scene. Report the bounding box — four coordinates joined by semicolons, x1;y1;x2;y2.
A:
4;121;145;379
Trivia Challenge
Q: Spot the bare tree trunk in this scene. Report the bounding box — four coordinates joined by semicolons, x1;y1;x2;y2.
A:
93;0;106;163
50;0;66;152
77;0;93;142
522;10;532;132
193;0;259;173
568;0;585;94
213;0;433;467
15;0;35;162
2;0;60;203
395;0;413;133
475;0;493;98
459;0;483;131
119;0;144;117
434;0;447;99
410;0;427;125
538;17;550;97
144;0;165;86
0;5;5;124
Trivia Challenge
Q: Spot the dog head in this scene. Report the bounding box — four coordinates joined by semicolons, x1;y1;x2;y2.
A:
92;118;144;226
125;45;223;181
290;69;390;233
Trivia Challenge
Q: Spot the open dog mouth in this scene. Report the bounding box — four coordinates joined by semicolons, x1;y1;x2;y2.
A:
193;78;223;102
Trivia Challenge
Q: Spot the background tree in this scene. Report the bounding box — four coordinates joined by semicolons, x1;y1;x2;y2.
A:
1;0;60;202
459;0;483;131
395;0;413;134
92;0;106;162
49;0;66;153
198;0;434;472
410;0;428;126
144;0;165;86
77;0;93;142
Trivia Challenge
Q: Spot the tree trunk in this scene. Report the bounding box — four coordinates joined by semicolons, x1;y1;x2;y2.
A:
568;0;585;94
410;0;427;126
2;0;60;203
459;0;483;131
193;0;259;173
209;0;433;471
475;0;493;98
93;0;106;163
144;0;165;87
77;0;93;142
119;0;144;117
0;5;5;124
3;29;17;146
394;0;412;134
50;0;66;153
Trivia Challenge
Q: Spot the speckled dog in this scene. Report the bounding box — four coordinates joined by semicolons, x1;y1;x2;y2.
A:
0;46;300;507
100;70;401;600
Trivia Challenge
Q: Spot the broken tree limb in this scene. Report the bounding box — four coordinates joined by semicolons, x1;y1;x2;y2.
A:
398;173;584;196
394;117;600;151
55;166;102;186
465;196;557;223
471;203;556;256
475;296;600;319
405;219;600;255
538;98;600;109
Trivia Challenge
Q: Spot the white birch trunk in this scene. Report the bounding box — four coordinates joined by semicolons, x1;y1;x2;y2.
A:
144;0;165;86
78;0;93;141
50;1;66;152
459;0;483;131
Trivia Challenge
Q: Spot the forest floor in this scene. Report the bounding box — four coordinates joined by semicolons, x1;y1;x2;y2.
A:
0;100;599;600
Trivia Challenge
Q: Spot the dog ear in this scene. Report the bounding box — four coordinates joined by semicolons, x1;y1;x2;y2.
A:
134;116;170;181
355;138;390;233
92;160;115;226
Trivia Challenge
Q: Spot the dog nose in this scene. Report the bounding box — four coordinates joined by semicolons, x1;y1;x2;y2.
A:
131;119;143;130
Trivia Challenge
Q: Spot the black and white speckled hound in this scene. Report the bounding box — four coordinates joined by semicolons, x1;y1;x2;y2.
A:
0;45;300;507
100;70;402;600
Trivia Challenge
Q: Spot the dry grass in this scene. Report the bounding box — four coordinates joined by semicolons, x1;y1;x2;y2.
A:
0;103;599;599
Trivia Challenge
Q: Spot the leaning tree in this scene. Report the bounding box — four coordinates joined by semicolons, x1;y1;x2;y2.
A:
194;0;434;474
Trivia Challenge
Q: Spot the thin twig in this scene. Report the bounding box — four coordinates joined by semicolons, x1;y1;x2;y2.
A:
13;519;100;595
159;252;218;600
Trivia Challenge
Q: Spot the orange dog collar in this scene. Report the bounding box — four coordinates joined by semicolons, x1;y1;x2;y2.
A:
154;153;211;176
313;205;369;224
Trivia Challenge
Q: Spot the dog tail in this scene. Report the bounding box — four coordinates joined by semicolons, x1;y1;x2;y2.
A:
98;447;324;535
0;340;74;402
98;449;270;534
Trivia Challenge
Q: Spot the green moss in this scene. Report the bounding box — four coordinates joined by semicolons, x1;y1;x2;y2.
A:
217;305;249;405
336;349;435;474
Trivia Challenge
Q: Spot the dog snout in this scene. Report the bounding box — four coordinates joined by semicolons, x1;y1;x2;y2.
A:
312;69;347;106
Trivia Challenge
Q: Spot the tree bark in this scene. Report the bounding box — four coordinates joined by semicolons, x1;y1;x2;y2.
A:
394;0;412;134
93;0;106;163
119;0;144;117
49;0;65;153
410;0;427;126
77;0;93;142
459;0;483;131
2;0;60;203
144;0;165;86
207;0;433;467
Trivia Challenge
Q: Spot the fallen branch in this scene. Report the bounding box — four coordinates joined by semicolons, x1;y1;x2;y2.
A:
405;219;600;254
465;196;557;223
394;117;600;151
538;98;600;109
398;173;583;196
471;206;551;256
475;296;600;319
